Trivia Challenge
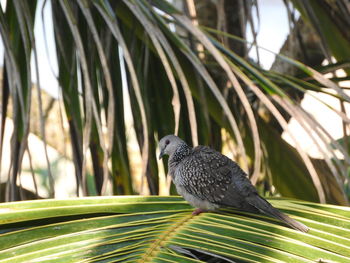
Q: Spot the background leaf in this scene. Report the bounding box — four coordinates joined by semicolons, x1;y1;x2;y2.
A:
0;0;349;204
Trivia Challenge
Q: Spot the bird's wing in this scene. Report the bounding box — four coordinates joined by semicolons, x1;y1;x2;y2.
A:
176;147;309;232
175;145;262;211
175;146;250;204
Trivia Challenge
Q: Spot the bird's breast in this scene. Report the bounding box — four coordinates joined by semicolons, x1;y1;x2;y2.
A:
176;184;219;211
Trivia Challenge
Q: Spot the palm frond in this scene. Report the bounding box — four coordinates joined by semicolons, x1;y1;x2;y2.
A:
0;196;349;262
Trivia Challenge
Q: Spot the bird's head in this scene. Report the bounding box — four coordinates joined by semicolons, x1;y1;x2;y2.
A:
158;135;185;159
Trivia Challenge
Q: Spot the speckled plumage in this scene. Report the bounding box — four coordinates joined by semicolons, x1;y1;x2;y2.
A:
158;135;309;232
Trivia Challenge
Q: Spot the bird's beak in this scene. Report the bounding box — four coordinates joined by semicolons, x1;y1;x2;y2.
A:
159;149;165;160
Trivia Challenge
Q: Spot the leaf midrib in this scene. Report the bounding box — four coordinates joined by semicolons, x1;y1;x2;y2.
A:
138;212;193;262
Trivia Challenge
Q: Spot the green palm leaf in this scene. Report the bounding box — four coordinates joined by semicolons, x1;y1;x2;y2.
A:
0;196;349;262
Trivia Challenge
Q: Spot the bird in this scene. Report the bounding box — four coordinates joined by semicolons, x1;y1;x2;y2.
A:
158;134;309;232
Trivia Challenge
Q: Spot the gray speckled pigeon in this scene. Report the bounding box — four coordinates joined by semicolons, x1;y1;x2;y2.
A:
158;134;309;232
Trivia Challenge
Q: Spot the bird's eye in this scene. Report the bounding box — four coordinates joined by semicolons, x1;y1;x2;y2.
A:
165;139;170;145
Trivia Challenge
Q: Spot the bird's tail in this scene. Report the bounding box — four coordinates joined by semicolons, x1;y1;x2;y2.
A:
246;195;309;233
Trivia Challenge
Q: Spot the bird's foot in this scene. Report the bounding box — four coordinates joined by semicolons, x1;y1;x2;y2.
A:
192;208;206;215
